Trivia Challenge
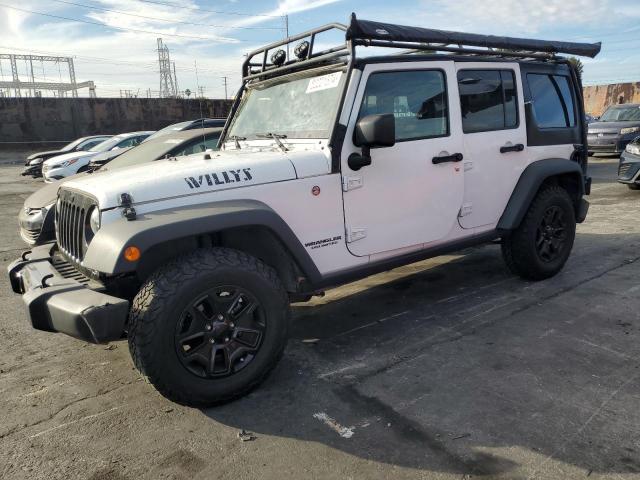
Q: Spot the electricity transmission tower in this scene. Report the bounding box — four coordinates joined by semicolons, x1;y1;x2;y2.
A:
0;54;95;98
157;38;178;98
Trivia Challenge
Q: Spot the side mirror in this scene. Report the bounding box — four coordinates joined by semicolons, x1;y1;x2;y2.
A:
349;113;395;171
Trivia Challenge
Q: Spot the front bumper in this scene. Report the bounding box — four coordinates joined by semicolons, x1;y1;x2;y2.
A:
7;244;129;343
588;134;636;154
617;150;640;185
21;164;43;177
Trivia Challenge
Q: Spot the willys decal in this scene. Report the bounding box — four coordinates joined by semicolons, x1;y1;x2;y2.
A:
184;168;253;189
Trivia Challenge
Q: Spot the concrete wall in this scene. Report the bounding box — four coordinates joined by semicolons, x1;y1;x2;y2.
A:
584;82;640;116
0;97;232;145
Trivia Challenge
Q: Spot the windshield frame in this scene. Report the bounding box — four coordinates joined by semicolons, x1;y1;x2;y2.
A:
225;65;349;143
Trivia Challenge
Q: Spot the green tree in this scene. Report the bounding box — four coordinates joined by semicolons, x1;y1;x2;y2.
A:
568;57;584;79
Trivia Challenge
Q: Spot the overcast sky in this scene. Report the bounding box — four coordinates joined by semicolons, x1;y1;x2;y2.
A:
0;0;638;98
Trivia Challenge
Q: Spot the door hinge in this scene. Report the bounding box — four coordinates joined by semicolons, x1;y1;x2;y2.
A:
342;176;363;192
347;227;367;243
459;203;472;217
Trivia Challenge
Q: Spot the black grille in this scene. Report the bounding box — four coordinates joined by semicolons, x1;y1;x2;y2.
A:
51;253;92;285
55;189;96;262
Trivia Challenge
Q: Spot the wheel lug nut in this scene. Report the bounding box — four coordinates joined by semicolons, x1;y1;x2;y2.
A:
205;324;212;331
230;323;235;328
217;314;224;320
224;337;229;342
209;338;215;344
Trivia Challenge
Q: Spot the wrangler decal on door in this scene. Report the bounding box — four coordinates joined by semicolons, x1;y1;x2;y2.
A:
184;168;253;189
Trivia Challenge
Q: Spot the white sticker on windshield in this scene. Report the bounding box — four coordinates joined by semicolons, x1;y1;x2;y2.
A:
164;139;182;144
306;72;342;94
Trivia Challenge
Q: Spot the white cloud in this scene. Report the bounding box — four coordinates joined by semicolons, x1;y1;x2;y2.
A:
414;0;612;34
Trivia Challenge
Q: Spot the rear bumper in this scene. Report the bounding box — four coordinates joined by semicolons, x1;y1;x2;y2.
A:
7;245;129;344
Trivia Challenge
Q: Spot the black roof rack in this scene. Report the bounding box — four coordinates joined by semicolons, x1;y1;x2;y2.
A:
241;13;601;82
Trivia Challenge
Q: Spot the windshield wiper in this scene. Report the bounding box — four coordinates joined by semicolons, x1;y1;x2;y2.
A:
228;135;246;150
256;132;289;152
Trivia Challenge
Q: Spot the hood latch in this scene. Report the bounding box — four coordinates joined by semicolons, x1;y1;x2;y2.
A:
119;193;137;221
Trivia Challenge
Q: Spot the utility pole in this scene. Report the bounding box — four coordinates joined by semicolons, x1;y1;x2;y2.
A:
222;76;228;99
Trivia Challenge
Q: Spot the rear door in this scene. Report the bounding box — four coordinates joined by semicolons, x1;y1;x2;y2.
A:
454;62;527;229
341;61;465;257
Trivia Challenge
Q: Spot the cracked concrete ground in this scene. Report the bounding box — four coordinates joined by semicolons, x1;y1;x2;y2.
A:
1;154;639;480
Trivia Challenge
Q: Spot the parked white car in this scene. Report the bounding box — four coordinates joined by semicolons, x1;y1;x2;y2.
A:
42;131;153;182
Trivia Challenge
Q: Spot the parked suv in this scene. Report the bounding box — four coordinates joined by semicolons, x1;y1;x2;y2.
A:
587;103;640;155
8;16;598;406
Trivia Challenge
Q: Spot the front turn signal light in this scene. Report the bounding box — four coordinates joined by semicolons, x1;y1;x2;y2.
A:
124;246;141;262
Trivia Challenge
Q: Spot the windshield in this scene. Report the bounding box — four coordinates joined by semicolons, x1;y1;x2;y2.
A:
144;121;193;142
107;137;184;169
89;136;126;152
600;105;640;122
60;137;89;152
227;69;346;140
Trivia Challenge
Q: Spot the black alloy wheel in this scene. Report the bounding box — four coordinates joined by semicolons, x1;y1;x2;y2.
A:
175;286;266;378
535;206;567;263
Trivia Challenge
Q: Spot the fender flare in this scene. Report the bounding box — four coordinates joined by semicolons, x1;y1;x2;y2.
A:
83;199;321;283
497;158;585;231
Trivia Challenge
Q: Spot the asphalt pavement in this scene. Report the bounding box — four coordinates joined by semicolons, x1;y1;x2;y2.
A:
0;156;639;480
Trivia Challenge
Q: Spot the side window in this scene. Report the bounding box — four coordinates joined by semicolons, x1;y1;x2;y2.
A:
79;139;102;150
457;69;518;133
527;73;576;128
357;70;448;141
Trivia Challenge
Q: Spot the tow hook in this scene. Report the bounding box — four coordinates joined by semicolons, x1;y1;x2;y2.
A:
119;193;137;221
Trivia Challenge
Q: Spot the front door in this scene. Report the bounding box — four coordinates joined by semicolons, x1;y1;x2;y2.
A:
454;62;528;229
341;61;465;257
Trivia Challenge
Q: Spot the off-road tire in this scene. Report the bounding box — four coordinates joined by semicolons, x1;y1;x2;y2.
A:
128;248;290;407
627;184;640;190
501;185;576;281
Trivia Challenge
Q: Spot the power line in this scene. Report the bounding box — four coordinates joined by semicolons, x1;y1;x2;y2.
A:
132;0;283;18
0;4;241;42
49;0;285;31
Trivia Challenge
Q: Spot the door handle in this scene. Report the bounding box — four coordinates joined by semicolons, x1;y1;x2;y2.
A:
500;143;525;154
432;153;463;164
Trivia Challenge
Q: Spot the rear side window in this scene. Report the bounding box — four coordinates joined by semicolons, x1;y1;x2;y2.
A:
358;70;449;142
457;69;518;133
527;73;576;128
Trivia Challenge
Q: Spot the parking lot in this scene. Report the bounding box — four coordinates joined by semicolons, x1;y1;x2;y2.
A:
0;155;639;480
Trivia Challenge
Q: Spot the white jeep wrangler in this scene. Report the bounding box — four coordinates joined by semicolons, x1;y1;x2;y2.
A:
8;15;600;406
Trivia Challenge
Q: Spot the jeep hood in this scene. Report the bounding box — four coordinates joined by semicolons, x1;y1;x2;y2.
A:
61;148;326;209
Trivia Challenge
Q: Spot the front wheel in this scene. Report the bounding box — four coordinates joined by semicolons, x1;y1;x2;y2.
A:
627;184;640;190
128;248;290;406
501;185;576;281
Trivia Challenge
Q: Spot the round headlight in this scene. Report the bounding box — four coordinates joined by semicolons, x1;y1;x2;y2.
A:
31;157;44;165
89;207;101;234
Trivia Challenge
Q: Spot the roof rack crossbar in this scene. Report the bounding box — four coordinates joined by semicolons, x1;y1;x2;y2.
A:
362;40;558;61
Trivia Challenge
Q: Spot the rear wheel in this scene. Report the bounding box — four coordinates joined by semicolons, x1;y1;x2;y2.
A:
501;185;576;281
627;184;640;190
128;248;290;406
